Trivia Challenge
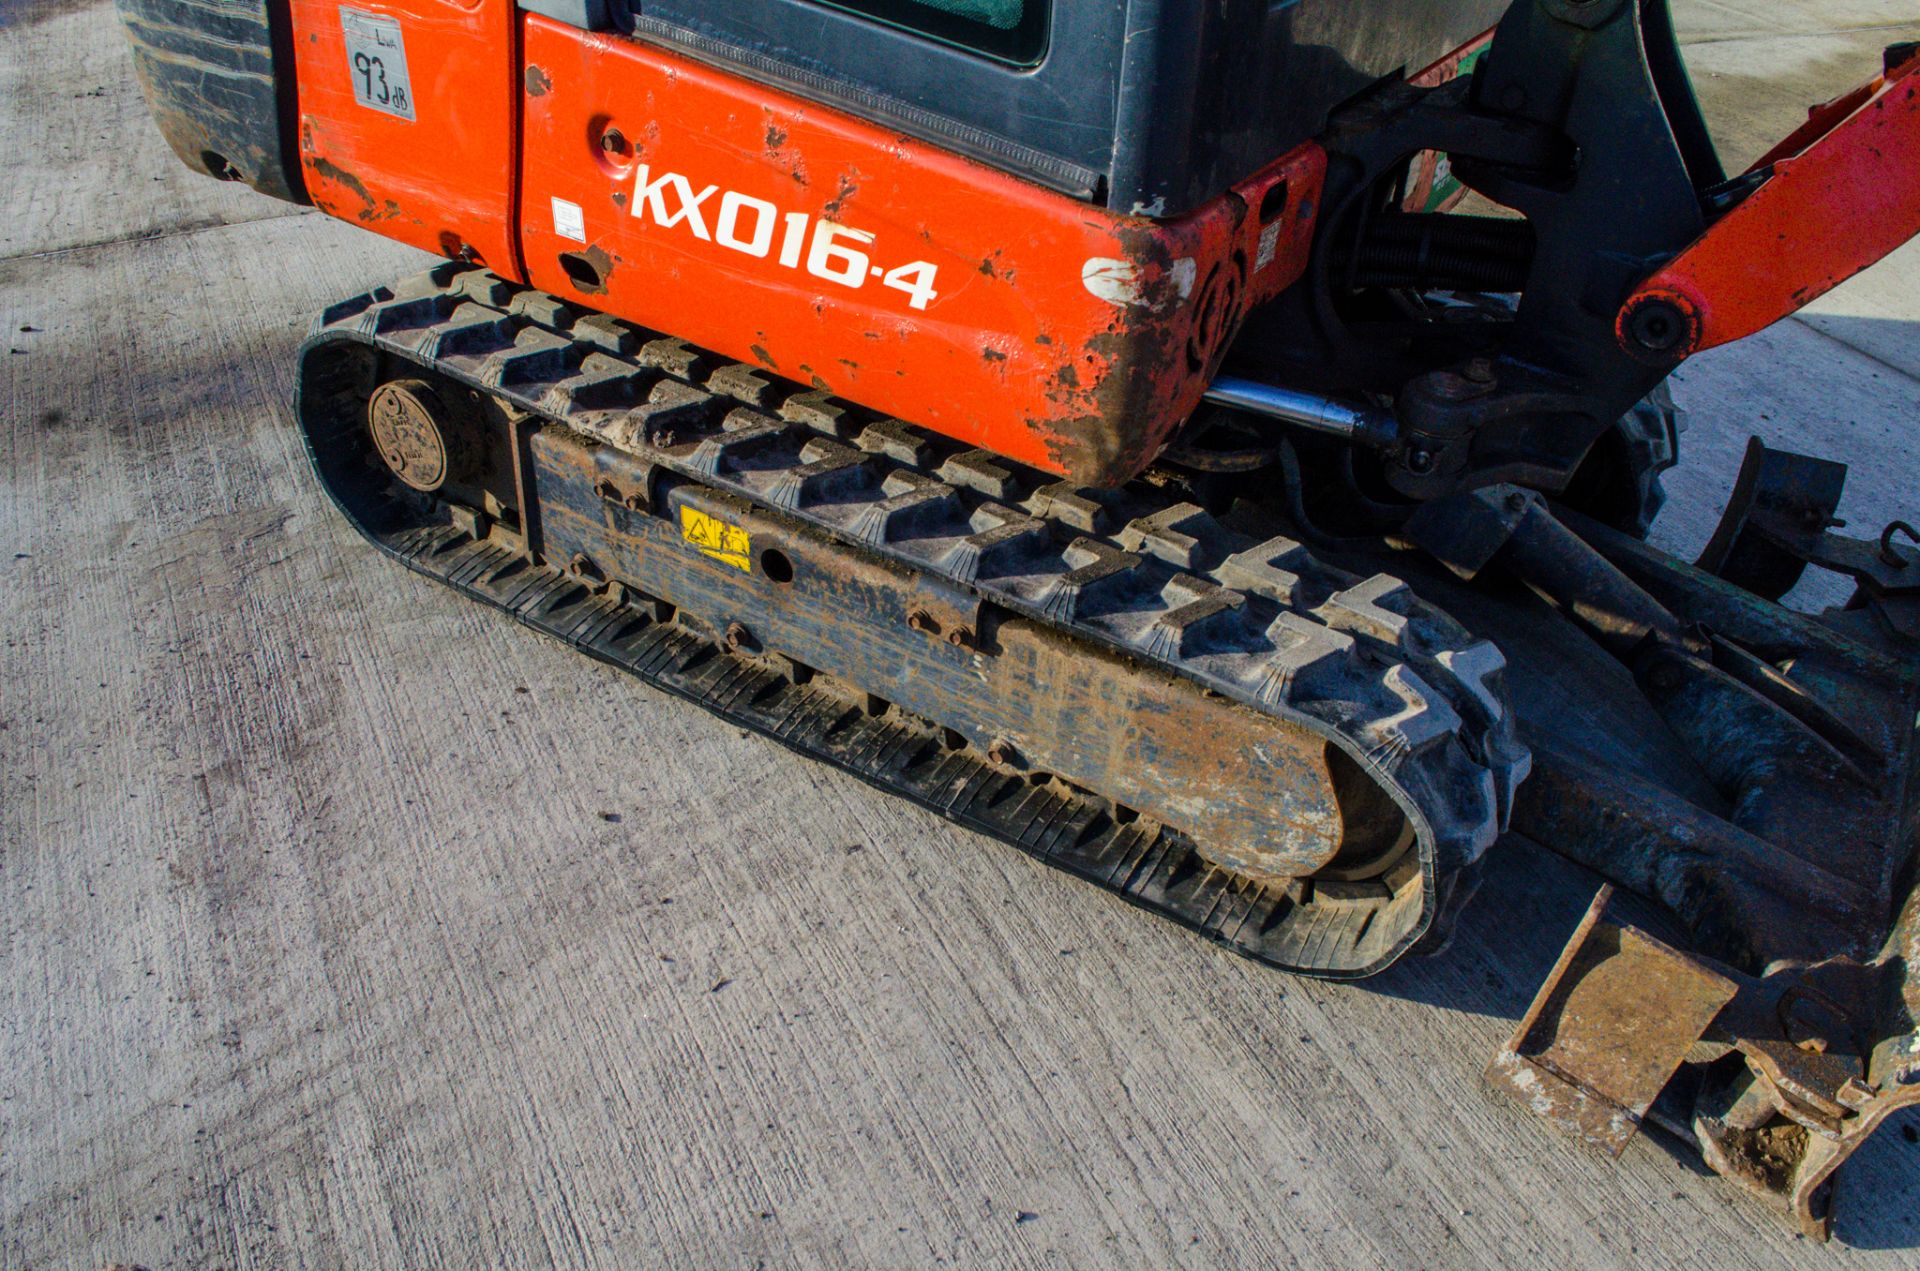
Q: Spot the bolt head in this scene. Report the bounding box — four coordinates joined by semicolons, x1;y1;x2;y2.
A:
1425;371;1479;402
1623;297;1695;360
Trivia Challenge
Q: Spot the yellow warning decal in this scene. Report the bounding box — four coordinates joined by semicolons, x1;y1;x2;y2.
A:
680;504;752;571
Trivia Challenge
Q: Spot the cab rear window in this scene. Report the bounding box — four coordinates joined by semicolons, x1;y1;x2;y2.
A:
807;0;1047;65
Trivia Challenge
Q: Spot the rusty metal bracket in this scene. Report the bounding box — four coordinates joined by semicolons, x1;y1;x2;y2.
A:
1692;437;1920;643
1694;436;1846;601
1494;884;1920;1239
506;410;545;563
1488;886;1738;1155
903;583;985;651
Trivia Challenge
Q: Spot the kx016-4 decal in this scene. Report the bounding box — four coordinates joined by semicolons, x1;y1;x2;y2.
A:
629;165;942;311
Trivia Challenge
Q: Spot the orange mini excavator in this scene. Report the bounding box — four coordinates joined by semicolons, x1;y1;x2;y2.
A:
117;0;1920;1235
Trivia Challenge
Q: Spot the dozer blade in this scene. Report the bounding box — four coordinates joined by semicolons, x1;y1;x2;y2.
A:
1398;453;1920;1239
1487;885;1739;1157
1493;885;1920;1240
294;264;1527;979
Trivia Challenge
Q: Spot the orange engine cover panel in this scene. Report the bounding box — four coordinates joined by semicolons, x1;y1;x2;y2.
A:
518;16;1323;486
290;0;521;274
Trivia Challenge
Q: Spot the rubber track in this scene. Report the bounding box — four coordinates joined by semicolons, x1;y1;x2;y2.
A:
296;263;1531;977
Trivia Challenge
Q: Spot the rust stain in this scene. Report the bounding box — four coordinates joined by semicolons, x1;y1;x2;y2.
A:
435;231;484;264
763;113;806;183
823;173;857;220
523;65;552;97
309;155;375;218
1027;209;1262;484
559;245;615;295
748;343;778;370
1035;282;1193;484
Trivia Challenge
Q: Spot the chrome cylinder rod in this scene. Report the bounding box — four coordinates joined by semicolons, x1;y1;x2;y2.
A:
1203;376;1398;448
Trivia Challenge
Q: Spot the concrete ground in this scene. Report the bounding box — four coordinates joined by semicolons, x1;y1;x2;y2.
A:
3;1;1917;1266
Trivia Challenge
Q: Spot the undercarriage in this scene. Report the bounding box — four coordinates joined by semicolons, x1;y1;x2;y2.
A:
304;262;1917;1236
108;0;1920;1236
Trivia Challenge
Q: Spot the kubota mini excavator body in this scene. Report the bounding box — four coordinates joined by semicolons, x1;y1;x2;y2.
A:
116;0;1920;1238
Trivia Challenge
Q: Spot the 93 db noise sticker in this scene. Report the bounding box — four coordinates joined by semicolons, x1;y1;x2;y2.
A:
340;9;415;121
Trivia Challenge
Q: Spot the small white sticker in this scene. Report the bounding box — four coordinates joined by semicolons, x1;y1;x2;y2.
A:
551;197;586;243
1170;257;1198;301
340;9;415;122
1256;221;1283;271
1082;257;1145;308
